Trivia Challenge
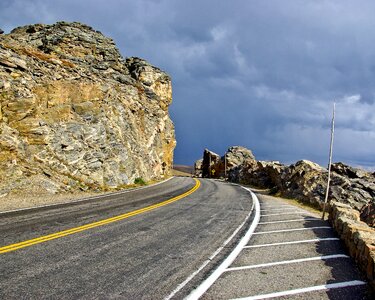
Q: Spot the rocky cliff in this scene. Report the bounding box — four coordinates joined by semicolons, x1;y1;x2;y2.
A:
0;22;176;197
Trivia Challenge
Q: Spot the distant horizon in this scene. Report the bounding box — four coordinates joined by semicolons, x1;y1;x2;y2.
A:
174;145;375;172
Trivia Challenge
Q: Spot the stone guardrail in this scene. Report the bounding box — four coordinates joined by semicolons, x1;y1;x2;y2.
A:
329;201;375;289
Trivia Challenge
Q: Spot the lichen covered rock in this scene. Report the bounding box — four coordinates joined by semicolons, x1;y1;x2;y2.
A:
0;22;176;196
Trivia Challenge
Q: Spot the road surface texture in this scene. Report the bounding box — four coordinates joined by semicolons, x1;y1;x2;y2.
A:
0;178;254;299
194;190;373;300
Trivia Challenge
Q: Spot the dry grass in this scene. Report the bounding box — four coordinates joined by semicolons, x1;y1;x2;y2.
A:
171;169;192;177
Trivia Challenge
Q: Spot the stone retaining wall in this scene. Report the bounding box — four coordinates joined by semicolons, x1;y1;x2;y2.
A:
329;201;375;288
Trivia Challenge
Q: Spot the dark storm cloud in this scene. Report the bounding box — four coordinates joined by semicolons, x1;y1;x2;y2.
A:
1;0;375;169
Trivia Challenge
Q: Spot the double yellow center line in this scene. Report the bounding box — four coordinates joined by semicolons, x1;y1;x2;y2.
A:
0;179;200;254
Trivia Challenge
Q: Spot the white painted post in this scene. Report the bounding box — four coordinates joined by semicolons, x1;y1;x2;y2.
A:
322;102;336;220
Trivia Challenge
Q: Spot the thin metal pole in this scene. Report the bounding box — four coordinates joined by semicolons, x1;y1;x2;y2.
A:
224;154;227;180
322;102;336;220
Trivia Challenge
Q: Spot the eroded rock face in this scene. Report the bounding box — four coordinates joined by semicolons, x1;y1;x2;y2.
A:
0;22;176;196
279;160;330;208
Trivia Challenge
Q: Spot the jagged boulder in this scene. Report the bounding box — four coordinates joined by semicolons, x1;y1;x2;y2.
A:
249;160;286;188
199;146;257;179
194;158;203;177
278;160;329;208
0;22;176;197
201;149;221;178
279;160;373;211
331;162;372;179
225;146;257;182
225;146;255;168
360;202;375;227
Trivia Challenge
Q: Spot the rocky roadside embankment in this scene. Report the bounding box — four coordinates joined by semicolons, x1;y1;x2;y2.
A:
195;146;375;287
0;22;176;206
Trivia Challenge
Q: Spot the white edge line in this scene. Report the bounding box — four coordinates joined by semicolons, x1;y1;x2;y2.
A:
0;177;175;215
230;280;367;300
258;218;318;224
253;226;331;235
260;206;292;209
184;188;260;300
225;254;349;272
260;208;301;212
260;205;295;207
261;212;312;217
244;238;340;248
165;185;256;300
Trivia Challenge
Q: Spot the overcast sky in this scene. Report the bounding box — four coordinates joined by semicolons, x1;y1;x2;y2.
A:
1;0;375;169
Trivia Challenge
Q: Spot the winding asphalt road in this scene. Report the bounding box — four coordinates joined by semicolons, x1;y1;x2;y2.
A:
0;177;254;299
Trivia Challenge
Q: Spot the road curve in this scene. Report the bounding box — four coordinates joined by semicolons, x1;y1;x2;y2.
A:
0;177;254;299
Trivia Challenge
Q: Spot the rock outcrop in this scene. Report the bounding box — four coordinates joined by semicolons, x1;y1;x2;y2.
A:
0;22;176;197
278;160;374;212
201;149;221;178
197;146;256;179
195;146;374;227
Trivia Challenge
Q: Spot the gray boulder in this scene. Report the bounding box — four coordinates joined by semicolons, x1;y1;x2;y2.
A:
331;162;371;179
194;159;203;177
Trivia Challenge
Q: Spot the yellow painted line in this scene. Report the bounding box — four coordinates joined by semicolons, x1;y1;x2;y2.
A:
0;179;201;254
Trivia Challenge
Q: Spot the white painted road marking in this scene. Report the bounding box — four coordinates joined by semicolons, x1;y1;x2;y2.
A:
181;188;366;299
225;254;349;272
244;238;340;248
230;280;367;300
165;186;257;300
253;226;331;235
260;205;292;208
185;188;261;300
259;208;300;212
258;218;319;224
261;212;312;217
